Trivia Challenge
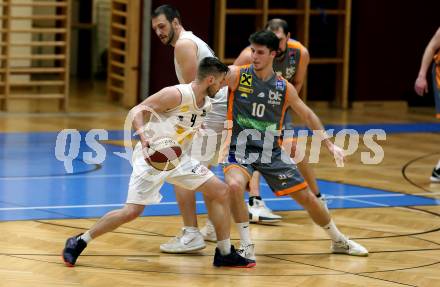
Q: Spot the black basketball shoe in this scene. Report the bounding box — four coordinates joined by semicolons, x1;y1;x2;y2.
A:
62;233;87;267
213;245;256;268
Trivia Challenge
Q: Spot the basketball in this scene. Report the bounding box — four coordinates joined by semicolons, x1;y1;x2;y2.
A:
145;137;182;171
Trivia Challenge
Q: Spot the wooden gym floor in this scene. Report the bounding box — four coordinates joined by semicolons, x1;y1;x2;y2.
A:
0;81;439;287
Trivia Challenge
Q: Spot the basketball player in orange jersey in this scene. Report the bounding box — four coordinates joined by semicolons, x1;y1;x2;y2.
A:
62;57;255;268
233;19;326;224
414;26;440;182
223;30;368;261
151;5;229;252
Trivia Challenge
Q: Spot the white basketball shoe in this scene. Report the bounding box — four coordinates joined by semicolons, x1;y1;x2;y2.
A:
160;228;206;253
331;237;368;256
200;220;217;242
248;197;282;223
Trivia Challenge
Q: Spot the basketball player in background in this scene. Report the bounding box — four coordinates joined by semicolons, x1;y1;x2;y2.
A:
151;5;227;252
62;57;255;268
414;27;440;182
233;19;326;223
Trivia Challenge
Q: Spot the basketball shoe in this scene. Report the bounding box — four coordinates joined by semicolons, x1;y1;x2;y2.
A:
200;220;217;242
213;245;256;268
62;233;87;267
160;227;206;253
431;167;440;182
248;197;282;223
331;237;368;256
237;242;256;261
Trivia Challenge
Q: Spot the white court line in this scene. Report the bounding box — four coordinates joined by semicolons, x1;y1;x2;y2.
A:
0;192;439;212
341;198;390;207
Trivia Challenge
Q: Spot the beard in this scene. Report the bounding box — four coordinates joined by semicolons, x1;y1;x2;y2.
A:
207;85;219;98
276;48;286;58
276;43;288;58
165;27;175;46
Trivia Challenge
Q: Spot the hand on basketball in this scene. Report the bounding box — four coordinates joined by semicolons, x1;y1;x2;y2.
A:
328;143;345;167
414;76;428;96
141;138;151;160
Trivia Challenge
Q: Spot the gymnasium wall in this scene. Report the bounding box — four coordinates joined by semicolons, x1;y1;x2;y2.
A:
148;0;214;95
148;0;440;106
350;0;440;105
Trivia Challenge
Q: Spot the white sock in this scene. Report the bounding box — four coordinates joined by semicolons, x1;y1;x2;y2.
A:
79;231;92;243
436;160;440;170
322;220;346;242
236;222;252;246
183;226;199;233
217;238;231;255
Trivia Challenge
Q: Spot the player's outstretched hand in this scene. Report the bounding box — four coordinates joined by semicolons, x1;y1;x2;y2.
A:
328;143;345;167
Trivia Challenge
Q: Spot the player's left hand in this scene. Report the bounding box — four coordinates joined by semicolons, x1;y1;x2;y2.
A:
328;143;345;167
414;76;428;96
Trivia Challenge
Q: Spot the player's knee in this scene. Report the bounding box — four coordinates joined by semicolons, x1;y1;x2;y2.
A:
215;183;230;202
122;205;143;222
228;179;245;197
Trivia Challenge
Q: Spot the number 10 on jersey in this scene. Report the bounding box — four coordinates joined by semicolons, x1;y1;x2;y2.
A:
252;102;266;118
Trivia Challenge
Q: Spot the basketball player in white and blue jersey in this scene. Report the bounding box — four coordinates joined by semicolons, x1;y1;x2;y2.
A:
62;57;255;268
151;5;227;252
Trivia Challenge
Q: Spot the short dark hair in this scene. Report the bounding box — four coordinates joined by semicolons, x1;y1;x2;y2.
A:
265;18;289;35
197;57;229;81
249;30;280;52
152;4;181;24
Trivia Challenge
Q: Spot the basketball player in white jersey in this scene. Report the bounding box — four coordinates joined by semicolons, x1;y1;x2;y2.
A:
62;57;255;268
151;5;227;252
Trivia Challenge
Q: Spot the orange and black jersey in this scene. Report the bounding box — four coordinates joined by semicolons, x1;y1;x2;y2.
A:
227;65;289;153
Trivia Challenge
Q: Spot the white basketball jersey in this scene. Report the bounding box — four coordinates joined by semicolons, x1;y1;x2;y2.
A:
146;83;211;152
173;31;226;134
174;31;215;84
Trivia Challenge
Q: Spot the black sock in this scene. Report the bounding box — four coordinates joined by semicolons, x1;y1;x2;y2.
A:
249;196;262;206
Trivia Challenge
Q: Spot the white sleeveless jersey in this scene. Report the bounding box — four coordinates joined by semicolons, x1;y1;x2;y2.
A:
145;84;211;152
174;31;215;84
174;31;226;134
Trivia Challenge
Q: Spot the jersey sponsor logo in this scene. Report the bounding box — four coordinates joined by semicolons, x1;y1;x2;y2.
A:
278;169;296;180
289;50;296;65
276;79;285;91
278;174;289;180
191;163;210;176
236;114;277;131
268;90;282;105
180;105;189;112
285;67;295;80
240;93;248;98
238;86;253;94
240;73;253;87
